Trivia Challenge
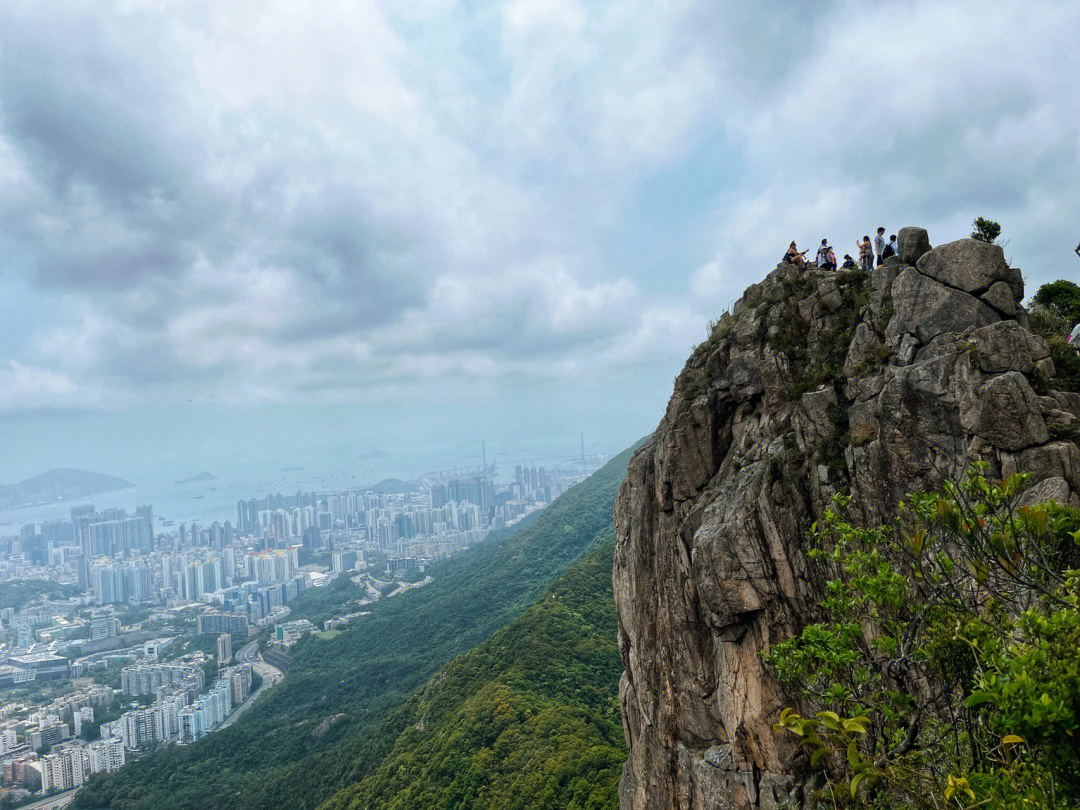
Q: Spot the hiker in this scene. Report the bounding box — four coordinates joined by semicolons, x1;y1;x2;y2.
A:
784;241;808;267
816;239;836;271
1075;241;1080;259
1069;322;1080;349
874;227;886;267
881;234;897;261
841;254;857;270
858;236;873;271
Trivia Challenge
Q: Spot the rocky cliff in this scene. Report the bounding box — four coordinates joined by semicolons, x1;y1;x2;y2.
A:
613;228;1080;809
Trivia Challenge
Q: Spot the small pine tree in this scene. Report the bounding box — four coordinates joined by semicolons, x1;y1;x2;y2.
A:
971;217;1001;243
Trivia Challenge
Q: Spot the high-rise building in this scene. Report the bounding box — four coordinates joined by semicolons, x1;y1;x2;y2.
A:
217;634;232;673
87;736;125;774
40;744;89;791
73;706;94;738
90;606;116;641
197;612;248;636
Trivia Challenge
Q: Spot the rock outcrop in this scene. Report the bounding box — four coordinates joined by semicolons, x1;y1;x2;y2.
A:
613;230;1076;809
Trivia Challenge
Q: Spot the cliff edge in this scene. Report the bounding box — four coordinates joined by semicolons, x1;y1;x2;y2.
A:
613;228;1079;809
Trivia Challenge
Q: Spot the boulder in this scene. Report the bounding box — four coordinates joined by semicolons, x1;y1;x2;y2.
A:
979;280;1017;317
885;267;999;346
1019;476;1071;507
969;320;1051;374
896;227;931;265
974;372;1048;451
915;238;1014;294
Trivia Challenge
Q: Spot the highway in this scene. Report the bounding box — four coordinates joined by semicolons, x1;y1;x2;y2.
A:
219;639;284;730
18;788;77;810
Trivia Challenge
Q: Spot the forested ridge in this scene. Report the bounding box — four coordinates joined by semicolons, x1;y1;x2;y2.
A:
321;536;625;810
76;444;637;810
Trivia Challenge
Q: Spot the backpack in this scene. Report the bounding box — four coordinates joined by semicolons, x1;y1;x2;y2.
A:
882;243;895;260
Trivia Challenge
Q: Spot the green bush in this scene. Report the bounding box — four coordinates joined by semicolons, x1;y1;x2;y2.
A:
766;468;1080;808
971;217;1002;244
1033;280;1080;327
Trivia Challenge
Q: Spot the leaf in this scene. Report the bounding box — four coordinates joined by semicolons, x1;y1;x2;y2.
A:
810;746;828;767
843;717;869;733
850;772;864;798
847;740;860;769
816;711;840;731
779;707;794;724
1001;734;1024;745
963;691;994;708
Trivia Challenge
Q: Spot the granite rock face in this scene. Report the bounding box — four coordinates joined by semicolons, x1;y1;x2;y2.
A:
613;228;1073;809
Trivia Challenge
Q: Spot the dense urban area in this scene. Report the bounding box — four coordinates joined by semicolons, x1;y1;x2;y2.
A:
0;461;593;807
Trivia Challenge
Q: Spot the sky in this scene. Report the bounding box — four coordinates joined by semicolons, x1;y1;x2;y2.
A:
2;0;1079;485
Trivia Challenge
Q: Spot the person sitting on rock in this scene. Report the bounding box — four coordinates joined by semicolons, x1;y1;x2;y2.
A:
841;254;857;270
881;234;897;261
784;241;807;267
858;236;873;271
815;239;836;271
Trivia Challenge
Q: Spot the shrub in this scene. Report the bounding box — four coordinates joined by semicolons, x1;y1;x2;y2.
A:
971;217;1002;244
766;467;1080;808
1033;280;1080;327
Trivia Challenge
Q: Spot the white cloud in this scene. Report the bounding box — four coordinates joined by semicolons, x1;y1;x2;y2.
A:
2;0;1079;428
0;361;79;412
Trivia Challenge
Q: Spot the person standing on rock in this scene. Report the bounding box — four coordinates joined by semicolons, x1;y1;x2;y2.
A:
881;234;897;261
858;236;873;271
874;226;886;267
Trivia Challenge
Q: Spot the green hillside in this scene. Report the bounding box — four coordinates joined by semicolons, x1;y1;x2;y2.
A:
321;537;624;810
76;445;636;810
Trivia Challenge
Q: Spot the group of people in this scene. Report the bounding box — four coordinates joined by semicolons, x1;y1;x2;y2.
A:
784;226;898;272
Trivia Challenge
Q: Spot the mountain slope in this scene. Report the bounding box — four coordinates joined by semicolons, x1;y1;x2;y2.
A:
0;468;134;508
77;445;637;810
321;536;625;810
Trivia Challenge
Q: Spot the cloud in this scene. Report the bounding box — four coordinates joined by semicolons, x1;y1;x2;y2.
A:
0;0;1078;431
0;361;79;413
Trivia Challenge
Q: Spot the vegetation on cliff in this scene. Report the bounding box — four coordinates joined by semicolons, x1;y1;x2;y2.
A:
321;539;624;810
76;446;635;810
768;469;1080;809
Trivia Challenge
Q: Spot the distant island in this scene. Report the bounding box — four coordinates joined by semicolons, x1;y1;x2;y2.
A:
367;478;419;494
281;466;304;472
0;468;134;510
358;449;387;460
175;472;217;484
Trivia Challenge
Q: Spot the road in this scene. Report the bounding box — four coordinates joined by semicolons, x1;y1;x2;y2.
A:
219;639;284;730
18;788;77;810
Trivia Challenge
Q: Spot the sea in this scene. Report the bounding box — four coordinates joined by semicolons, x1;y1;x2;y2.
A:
0;445;584;535
0;450;437;534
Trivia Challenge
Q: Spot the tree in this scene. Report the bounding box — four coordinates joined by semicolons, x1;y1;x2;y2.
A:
1033;280;1080;327
767;468;1080;809
971;217;1002;243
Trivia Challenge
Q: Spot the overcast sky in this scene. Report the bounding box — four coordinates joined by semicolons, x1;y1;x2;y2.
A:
2;0;1079;483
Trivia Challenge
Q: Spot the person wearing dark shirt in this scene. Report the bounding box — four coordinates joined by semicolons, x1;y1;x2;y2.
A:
881;234;897;261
